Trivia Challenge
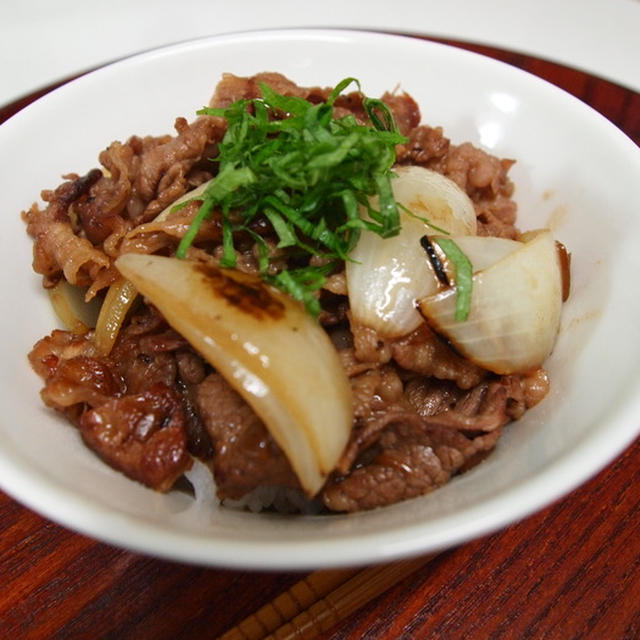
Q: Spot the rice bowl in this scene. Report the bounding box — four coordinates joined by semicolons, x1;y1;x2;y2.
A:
0;29;639;569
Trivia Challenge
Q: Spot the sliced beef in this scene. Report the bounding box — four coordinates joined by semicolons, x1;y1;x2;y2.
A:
380;91;421;136
322;422;500;512
28;330;99;380
22;116;223;297
22;170;111;289
403;377;463;418
132;116;224;221
176;378;213;461
391;324;487;389
30;330;125;414
439;143;511;197
348;319;487;391
350;365;404;420
194;373;299;500
209;73;421;136
498;369;550;420
115;310;197;371
30;310;212;485
109;341;177;395
75;143;136;244
22;169;102;236
209;72;311;108
418;380;510;433
336;407;427;476
107;308;189;393
325;367;549;512
38;355;125;413
349;318;393;365
474;194;518;239
175;350;207;385
79;384;192;491
396;125;451;166
108;308;214;460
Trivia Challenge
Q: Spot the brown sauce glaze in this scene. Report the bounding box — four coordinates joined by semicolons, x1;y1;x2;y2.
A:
556;240;571;302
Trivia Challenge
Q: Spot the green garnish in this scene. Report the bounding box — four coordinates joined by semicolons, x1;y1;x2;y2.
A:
432;237;473;322
175;77;407;315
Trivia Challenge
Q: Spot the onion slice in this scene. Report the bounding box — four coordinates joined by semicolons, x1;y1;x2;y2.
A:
115;253;353;496
346;166;477;338
93;277;139;355
418;230;563;374
92;180;214;355
448;235;522;272
48;280;102;333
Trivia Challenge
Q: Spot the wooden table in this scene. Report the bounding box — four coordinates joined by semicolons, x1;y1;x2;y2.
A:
2;38;639;640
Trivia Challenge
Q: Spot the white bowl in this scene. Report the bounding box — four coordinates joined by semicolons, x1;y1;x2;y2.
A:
1;29;639;570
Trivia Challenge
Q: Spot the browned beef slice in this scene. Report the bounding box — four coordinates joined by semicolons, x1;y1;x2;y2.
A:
406;378;510;433
28;330;99;379
78;384;191;491
108;309;214;459
407;370;550;432
37;355;125;412
502;369;550;419
23;169;103;237
396;125;450;166
209;72;311;108
22;170;111;288
322;422;498;512
175;350;206;385
133;116;224;220
380;91;421;135
110;342;178;395
324;369;549;512
391;324;487;389
403;377;463;417
210;73;421;135
75;144;136;244
108;309;186;393
349;319;393;365
194;373;298;500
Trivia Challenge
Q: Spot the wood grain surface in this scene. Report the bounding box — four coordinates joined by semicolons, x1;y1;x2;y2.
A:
1;36;639;640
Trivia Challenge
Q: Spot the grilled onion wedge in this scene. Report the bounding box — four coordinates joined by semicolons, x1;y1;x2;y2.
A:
346;166;477;338
418;230;563;375
115;253;353;496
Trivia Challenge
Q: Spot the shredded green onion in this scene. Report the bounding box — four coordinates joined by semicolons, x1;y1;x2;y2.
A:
432;237;473;322
175;78;407;315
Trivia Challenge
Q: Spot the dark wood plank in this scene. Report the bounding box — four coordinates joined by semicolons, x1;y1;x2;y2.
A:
322;435;640;640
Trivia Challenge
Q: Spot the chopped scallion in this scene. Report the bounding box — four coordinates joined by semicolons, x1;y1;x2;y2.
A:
432;237;473;322
176;78;407;315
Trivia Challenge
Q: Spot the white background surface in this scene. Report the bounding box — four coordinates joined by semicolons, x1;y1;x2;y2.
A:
1;0;639;108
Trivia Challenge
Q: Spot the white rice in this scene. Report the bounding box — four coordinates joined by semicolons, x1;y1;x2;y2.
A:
223;485;324;515
183;458;324;515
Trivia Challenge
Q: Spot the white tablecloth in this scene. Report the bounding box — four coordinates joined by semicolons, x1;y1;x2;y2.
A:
1;0;638;108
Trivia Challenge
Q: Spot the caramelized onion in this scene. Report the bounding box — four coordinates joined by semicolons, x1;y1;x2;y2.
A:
346;166;477;338
115;253;353;496
92;180;214;355
418;231;563;374
93;277;139;355
48;280;102;333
